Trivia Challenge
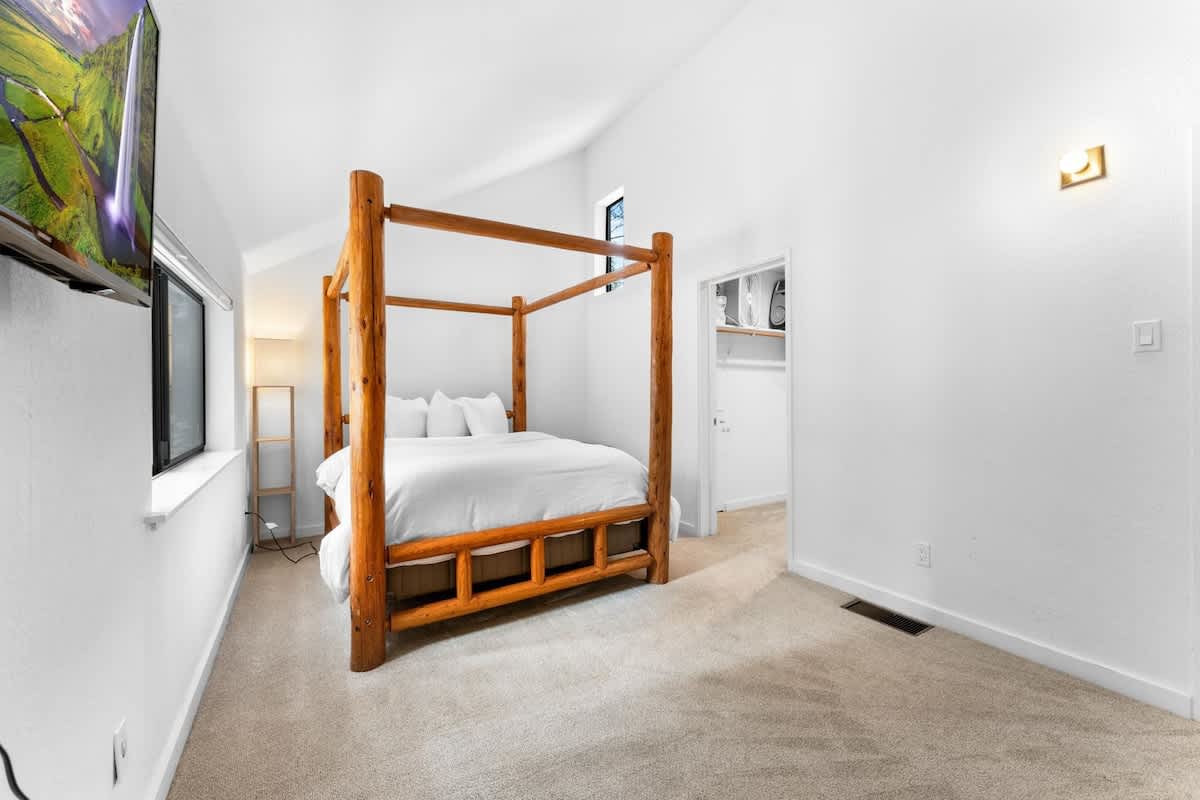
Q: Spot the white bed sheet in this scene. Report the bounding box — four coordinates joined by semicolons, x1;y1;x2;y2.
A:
317;432;679;602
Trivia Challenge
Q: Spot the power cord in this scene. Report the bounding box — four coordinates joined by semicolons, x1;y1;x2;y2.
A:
0;742;30;800
244;512;319;564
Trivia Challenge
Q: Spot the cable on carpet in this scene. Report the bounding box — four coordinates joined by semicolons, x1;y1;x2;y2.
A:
244;512;319;564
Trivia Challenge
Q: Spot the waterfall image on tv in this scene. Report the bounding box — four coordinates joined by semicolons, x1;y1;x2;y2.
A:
0;0;158;292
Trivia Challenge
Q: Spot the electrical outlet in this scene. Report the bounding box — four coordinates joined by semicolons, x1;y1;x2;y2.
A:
915;542;931;568
113;719;128;787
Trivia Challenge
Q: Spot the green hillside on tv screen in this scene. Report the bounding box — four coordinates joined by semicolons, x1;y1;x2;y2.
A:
0;0;158;292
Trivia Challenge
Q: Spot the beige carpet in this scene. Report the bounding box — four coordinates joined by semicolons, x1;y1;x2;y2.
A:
169;504;1200;799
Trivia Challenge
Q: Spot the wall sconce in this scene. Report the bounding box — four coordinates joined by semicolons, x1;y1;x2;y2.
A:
1059;145;1106;189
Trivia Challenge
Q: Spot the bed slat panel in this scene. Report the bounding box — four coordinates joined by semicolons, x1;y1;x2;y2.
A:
389;552;652;632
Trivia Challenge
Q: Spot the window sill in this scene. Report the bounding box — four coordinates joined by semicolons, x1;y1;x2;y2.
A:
146;449;243;529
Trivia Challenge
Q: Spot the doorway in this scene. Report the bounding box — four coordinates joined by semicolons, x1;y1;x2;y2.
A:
696;252;794;545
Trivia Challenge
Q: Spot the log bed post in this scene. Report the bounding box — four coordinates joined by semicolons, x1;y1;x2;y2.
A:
322;275;343;534
347;170;388;672
512;295;526;432
646;232;673;584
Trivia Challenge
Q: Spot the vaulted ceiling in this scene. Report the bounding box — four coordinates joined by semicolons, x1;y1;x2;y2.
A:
152;0;750;274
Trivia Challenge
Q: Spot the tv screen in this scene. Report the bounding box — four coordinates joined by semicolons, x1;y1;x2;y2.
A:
0;0;159;304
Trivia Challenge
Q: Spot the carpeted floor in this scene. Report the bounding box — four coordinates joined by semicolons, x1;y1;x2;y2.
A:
169;503;1200;799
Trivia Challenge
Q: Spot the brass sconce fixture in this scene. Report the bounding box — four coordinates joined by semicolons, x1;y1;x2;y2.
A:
1059;145;1106;189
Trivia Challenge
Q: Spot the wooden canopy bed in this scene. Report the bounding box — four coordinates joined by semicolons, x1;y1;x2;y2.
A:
323;170;673;672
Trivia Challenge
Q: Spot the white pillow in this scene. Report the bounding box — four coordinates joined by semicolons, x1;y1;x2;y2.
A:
460;392;509;436
385;396;428;438
427;391;469;437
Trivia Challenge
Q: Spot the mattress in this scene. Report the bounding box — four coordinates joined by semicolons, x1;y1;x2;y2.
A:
316;432;679;602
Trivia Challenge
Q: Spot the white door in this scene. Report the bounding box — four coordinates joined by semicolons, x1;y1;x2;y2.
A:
712;346;788;511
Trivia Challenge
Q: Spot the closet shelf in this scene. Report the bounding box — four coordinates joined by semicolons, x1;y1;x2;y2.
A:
717;358;785;370
716;325;784;339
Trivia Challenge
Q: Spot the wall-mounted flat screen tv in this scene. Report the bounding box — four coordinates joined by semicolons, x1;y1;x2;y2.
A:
0;0;159;305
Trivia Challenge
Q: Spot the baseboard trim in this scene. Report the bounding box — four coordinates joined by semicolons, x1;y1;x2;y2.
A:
788;558;1192;718
150;543;251;800
719;492;787;512
294;522;326;540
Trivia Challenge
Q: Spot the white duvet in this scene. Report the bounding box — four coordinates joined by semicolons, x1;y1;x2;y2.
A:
316;432;679;602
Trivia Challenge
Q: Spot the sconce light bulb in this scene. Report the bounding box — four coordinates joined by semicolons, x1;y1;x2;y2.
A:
1059;150;1091;175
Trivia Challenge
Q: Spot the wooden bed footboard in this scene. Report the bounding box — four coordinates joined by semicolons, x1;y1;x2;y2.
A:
325;170;672;672
388;503;655;632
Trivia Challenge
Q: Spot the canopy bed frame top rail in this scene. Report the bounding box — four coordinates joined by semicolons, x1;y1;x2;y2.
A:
323;170;672;672
340;292;515;316
335;260;647;316
383;204;660;265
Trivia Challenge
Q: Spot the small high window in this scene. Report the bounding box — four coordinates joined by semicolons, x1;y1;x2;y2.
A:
152;263;206;474
604;196;625;292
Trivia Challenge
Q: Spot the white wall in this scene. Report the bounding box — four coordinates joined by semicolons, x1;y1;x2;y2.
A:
0;70;248;800
581;0;1200;712
247;152;591;535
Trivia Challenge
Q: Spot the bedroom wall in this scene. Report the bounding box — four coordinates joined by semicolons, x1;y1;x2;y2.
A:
581;0;1200;713
0;82;248;800
247;152;591;537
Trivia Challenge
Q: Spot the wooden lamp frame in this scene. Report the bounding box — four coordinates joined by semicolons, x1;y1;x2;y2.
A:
323;170;673;672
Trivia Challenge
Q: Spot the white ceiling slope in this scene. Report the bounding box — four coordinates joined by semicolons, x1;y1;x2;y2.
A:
152;0;751;274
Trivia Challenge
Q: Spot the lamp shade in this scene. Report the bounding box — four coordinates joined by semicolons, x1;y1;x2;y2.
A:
253;338;300;386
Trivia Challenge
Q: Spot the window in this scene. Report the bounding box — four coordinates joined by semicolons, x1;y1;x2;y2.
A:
604;196;625;292
152;263;205;474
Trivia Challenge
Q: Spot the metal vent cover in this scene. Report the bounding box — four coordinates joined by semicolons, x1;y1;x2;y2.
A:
841;599;933;636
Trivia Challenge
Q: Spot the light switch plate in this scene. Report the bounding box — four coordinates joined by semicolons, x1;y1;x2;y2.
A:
1132;320;1162;353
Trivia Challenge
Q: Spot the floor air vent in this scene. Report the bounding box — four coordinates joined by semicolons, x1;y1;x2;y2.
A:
841;599;933;636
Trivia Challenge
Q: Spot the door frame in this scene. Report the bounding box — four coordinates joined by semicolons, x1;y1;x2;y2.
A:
696;251;794;542
1190;127;1200;720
